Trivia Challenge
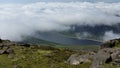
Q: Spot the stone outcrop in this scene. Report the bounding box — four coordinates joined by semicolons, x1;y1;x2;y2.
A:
67;38;120;68
91;39;120;68
112;59;120;66
67;52;95;65
67;54;80;65
100;39;120;49
0;45;14;54
0;39;15;56
90;48;112;68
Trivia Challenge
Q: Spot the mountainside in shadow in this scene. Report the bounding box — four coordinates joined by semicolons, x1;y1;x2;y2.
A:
20;23;120;45
61;23;120;41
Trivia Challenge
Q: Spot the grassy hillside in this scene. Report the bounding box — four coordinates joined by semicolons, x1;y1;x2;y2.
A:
2;38;120;68
0;41;96;68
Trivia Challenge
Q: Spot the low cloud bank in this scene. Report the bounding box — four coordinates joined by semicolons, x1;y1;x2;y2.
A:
0;2;120;41
103;31;120;41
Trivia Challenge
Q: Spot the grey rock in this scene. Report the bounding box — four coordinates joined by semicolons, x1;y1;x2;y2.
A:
111;48;120;60
90;48;112;68
0;50;7;54
6;47;14;54
0;46;9;54
112;59;120;66
90;48;120;68
67;53;93;65
0;45;14;54
100;40;116;49
67;54;80;65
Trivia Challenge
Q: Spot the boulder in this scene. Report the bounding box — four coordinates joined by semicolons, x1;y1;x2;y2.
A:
67;54;80;65
67;39;120;67
0;46;9;54
111;48;120;60
101;40;116;49
112;59;120;66
100;39;120;49
6;47;14;54
90;48;120;68
90;48;112;68
67;53;93;65
0;45;14;54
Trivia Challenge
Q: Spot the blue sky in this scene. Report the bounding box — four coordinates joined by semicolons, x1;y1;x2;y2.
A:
0;0;120;3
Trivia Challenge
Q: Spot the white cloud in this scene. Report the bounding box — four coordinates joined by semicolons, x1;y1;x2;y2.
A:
0;2;120;41
103;31;120;41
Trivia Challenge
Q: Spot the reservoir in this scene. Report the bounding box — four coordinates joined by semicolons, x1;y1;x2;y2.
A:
34;32;101;45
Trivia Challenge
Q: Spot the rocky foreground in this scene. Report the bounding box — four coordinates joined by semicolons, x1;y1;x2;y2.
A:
67;38;120;68
0;39;81;68
0;38;120;68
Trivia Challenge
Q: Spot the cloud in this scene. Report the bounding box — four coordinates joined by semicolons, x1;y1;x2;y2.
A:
0;2;120;41
103;31;120;41
0;0;120;3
